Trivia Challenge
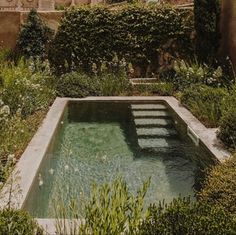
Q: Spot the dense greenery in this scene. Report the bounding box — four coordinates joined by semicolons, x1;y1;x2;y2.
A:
0;57;55;182
0;209;42;235
17;10;53;59
139;198;236;235
180;85;227;127
194;0;221;63
199;154;236;215
56;69;131;97
49;5;193;75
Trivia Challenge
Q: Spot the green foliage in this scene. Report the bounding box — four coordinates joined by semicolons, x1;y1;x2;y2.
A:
49;5;193;75
199;154;236;215
134;83;174;96
139;197;236;235
55;177;151;235
56;70;131;98
218;86;236;149
180;85;227;127
194;0;221;63
0;59;55;117
0;58;55;182
17;9;53;59
173;59;231;91
0;209;41;235
56;72;101;98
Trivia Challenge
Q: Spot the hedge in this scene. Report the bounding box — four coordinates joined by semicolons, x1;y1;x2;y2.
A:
49;5;194;75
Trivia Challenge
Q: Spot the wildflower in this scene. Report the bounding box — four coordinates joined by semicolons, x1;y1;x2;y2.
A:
49;168;54;175
65;165;69;170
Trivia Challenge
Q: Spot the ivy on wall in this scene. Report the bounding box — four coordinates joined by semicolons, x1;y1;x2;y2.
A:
194;0;221;63
49;5;194;75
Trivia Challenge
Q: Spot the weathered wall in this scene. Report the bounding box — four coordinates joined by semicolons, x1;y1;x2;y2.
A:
0;11;64;50
220;0;236;71
0;12;20;49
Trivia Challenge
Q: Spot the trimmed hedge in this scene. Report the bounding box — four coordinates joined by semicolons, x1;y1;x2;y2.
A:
199;154;236;215
139;198;236;235
49;5;193;75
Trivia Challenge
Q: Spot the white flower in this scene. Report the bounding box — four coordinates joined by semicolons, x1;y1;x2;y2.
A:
7;154;15;162
65;165;69;170
49;168;54;175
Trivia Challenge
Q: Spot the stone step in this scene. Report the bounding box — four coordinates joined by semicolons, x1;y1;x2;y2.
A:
136;127;178;137
132;110;170;118
138;138;180;149
131;104;167;110
134;118;173;127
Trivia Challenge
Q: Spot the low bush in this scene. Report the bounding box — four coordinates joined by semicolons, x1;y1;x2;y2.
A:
199;154;236;215
55;177;150;235
0;209;42;235
139;197;236;235
218;86;236;149
0;59;55;117
173;60;231;91
56;72;101;98
56;70;131;97
180;85;227;127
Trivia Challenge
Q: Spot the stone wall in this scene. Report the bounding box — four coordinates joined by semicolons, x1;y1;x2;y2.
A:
220;0;236;71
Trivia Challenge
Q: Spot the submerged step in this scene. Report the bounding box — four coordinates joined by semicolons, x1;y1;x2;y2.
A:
132;110;170;117
134;118;173;126
131;104;167;110
138;138;180;149
136;127;178;137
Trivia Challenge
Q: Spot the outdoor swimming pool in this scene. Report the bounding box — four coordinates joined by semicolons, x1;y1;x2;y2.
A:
24;101;214;218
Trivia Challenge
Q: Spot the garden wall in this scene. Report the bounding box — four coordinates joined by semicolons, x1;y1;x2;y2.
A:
0;11;64;49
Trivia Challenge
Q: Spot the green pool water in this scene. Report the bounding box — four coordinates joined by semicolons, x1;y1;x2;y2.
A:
25;102;212;218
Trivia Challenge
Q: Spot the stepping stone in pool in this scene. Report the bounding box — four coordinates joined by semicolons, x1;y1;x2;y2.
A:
131;104;167;110
134;118;173;127
132;110;170;118
136;127;178;137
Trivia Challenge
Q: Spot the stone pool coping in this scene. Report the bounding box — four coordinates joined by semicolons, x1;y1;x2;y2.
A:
0;96;230;234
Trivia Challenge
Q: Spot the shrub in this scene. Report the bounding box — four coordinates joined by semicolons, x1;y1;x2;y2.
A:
0;209;41;235
180;85;227;127
17;9;53;59
0;59;55;117
139;197;236;235
218;86;236;149
194;0;221;63
56;70;131;98
55;177;150;235
56;72;101;98
199;154;236;215
173;60;230;91
49;5;193;75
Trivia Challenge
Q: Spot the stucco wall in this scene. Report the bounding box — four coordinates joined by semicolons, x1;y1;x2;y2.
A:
0;12;20;49
220;0;236;71
0;11;64;50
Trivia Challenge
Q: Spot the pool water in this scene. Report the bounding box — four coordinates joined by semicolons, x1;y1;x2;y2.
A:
25;102;210;218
